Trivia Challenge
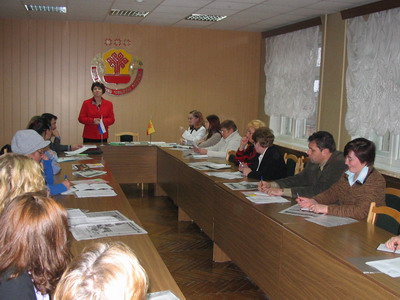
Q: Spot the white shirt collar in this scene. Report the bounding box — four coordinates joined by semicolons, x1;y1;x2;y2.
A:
345;165;369;186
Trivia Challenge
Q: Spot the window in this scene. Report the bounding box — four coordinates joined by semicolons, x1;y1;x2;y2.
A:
368;132;400;172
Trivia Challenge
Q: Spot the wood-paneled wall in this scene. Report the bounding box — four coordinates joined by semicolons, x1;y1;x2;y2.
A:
0;19;261;146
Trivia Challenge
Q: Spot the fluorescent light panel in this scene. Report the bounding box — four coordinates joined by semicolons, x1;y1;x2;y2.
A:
185;14;227;22
24;4;67;13
110;9;149;17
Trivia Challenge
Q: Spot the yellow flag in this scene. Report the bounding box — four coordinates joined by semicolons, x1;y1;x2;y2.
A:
147;120;155;135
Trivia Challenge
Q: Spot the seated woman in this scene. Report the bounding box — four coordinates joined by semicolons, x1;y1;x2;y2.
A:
28;116;61;175
54;242;148;300
194;120;241;158
234;120;265;166
0;153;46;213
11;129;70;195
197;114;222;148
0;192;71;299
297;138;385;220
180;110;206;145
240;127;286;180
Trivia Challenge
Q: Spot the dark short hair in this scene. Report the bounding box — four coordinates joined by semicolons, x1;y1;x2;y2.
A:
220;120;237;132
344;138;376;166
206;114;221;138
91;82;106;94
28;117;51;136
308;131;336;152
41;113;57;122
253;127;274;148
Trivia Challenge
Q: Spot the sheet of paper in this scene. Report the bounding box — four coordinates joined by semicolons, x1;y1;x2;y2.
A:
57;156;93;163
279;204;318;218
305;214;358;227
147;290;180;300
366;257;400;277
223;181;259;191
64;145;97;156
75;189;117;198
191;154;208;159
72;170;107;178
70;179;108;184
377;243;400;254
205;171;243;179
242;191;289;204
68;210;147;241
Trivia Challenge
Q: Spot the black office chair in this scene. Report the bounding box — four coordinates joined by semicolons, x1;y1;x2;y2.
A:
374;188;400;235
115;132;140;142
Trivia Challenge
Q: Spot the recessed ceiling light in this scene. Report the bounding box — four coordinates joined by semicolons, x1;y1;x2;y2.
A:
24;4;67;13
185;14;227;22
110;9;149;17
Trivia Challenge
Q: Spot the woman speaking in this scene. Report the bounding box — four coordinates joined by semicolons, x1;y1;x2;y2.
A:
78;82;115;143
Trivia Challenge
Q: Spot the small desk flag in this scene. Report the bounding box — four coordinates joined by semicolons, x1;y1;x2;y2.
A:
147;120;155;135
98;118;106;134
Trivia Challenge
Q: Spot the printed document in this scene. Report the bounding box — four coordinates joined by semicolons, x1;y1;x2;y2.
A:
242;191;289;204
366;257;400;277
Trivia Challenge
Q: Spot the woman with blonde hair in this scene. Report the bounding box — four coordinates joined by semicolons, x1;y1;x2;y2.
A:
54;242;148;300
0;192;71;299
234;119;266;166
0;153;46;212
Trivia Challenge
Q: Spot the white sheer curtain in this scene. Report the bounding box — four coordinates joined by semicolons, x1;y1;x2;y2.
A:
264;26;319;119
346;8;400;137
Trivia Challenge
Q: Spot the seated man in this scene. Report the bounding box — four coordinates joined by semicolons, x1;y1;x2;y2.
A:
193;120;241;158
259;131;347;198
41;113;82;153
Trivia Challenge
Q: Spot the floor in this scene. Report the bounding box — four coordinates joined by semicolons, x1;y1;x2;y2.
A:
122;184;268;300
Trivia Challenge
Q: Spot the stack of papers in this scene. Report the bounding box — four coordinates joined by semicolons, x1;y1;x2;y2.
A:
305;215;357;227
57;156;93;163
187;162;231;170
242;191;289;204
366;257;400;277
64;145;97;156
67;209;147;241
62;183;116;198
205;171;243;179
280;204;319;218
223;181;259;191
72;170;107;178
72;163;104;170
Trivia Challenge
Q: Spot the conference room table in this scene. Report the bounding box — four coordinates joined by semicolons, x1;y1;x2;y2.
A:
54;153;185;299
63;144;400;299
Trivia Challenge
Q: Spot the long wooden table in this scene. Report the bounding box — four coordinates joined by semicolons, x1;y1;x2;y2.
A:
54;155;185;299
102;145;400;299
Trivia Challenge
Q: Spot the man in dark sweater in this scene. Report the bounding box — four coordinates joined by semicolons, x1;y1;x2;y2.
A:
259;131;347;198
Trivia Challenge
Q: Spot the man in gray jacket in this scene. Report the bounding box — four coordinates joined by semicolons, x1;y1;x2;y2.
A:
259;131;347;198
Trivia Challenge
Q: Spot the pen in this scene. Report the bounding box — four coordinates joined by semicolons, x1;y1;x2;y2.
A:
64;175;68;180
393;243;398;254
260;176;264;182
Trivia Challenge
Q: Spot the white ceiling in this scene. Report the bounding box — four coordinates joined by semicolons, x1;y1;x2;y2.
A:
0;0;377;32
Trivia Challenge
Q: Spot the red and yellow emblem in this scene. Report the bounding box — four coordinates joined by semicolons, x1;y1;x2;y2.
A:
91;49;143;96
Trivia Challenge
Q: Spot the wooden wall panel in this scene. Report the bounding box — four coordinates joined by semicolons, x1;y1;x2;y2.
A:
0;19;261;147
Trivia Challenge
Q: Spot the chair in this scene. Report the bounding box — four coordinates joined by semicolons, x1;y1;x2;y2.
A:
367;202;400;235
0;144;11;155
115;132;140;142
284;153;302;176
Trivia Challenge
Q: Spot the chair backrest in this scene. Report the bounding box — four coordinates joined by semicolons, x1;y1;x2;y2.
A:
0;144;11;155
367;202;400;235
115;132;140;142
284;153;302;176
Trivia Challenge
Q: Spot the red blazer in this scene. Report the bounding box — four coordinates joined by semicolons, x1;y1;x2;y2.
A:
78;98;115;139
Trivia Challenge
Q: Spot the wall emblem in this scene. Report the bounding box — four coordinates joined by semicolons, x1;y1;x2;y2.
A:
91;49;143;96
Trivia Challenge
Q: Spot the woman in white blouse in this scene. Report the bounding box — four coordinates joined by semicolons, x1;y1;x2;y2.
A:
179;110;206;145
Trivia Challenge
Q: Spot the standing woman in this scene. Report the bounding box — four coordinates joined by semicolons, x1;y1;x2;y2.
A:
179;110;206;145
0;192;71;299
78;82;115;143
198;114;222;148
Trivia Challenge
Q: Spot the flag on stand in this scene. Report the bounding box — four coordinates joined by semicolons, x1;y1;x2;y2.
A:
98;118;106;134
147;120;155;135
